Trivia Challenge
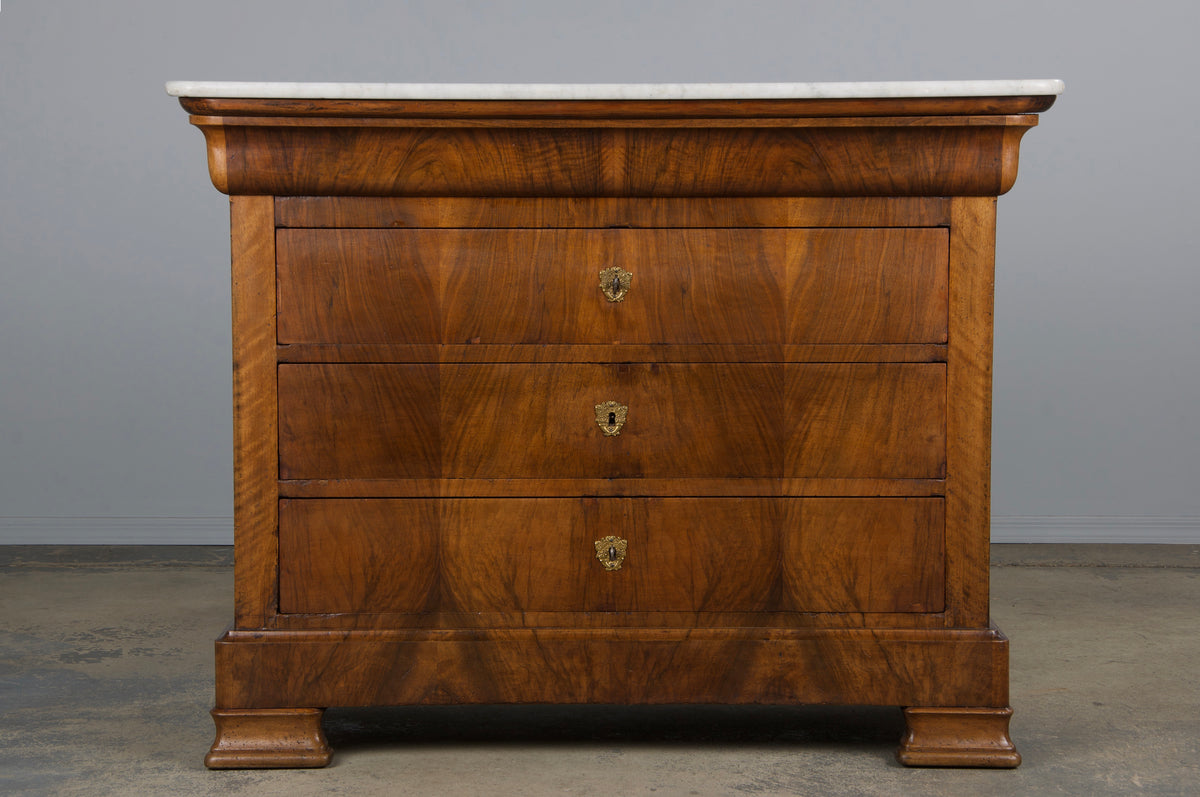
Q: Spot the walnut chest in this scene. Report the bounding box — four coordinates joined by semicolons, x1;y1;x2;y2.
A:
170;80;1060;768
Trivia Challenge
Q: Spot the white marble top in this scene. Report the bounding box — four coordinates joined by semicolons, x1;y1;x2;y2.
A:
166;80;1064;101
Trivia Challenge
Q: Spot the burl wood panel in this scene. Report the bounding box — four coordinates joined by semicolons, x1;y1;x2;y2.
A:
278;497;943;616
277;227;946;346
277;363;944;480
212;626;1010;708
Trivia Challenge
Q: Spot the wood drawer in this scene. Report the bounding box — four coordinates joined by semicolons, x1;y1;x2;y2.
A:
276;228;946;345
277;362;945;480
278;497;945;615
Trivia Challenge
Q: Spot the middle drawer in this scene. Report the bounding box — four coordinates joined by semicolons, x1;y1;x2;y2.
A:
278;362;945;480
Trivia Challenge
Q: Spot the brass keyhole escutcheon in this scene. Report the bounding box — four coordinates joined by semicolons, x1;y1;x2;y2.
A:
595;535;628;571
599;266;632;302
594;401;628;436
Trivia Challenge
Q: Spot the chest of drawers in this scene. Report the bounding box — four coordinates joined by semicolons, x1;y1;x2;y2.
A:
172;81;1058;768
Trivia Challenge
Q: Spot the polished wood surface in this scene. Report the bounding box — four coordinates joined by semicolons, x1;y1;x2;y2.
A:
181;91;1050;768
212;626;1010;708
276;342;948;365
785;229;947;344
278;229;783;344
229;196;278;628
781;498;944;613
944;197;998;628
192;122;1035;197
277;363;944;480
275;196;952;230
204;708;330;769
277;228;945;346
267;608;954;632
785;364;946;479
277;477;945;499
278;497;944;615
897;707;1020;768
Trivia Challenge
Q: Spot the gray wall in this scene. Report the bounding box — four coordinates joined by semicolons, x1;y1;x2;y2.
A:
1;1;1197;544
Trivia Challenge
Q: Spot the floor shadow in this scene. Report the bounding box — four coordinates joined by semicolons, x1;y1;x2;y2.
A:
324;704;904;752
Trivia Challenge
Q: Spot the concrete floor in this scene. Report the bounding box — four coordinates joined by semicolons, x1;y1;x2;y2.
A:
1;545;1198;796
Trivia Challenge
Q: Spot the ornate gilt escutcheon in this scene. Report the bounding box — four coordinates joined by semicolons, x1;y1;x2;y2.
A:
594;400;628;436
599;266;632;302
594;535;628;571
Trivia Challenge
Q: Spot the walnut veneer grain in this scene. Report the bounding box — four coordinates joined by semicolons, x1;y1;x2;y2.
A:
178;90;1053;768
277;363;944;480
277;228;946;345
278;497;944;615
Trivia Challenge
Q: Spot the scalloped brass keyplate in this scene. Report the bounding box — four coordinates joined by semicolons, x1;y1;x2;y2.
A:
594;401;628;436
594;535;628;571
599;266;632;302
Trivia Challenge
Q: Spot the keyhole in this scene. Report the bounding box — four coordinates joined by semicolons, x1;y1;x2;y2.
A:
608;411;617;425
611;274;621;294
608;546;618;561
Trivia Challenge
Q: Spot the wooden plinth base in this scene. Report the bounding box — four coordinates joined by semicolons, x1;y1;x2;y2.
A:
896;707;1020;768
205;708;332;769
206;628;1016;768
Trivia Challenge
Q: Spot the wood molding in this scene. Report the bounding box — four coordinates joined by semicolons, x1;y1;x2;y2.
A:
187;108;1038;197
275;196;951;229
205;708;331;769
213;627;1010;709
180;94;1056;119
897;707;1020;768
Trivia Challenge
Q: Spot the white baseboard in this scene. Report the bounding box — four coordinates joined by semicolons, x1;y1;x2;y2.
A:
1;515;1197;546
992;516;1200;544
0;517;233;545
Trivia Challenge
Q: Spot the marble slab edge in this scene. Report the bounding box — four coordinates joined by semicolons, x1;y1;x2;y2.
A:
166;80;1064;101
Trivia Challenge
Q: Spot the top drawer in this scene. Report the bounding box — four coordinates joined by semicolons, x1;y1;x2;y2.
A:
276;228;947;345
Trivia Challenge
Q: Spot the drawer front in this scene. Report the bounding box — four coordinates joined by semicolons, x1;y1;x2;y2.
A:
278;363;944;480
276;228;945;345
785;228;947;344
278;497;944;615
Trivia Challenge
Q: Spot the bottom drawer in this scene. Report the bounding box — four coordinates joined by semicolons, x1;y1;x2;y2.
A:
278;497;944;616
